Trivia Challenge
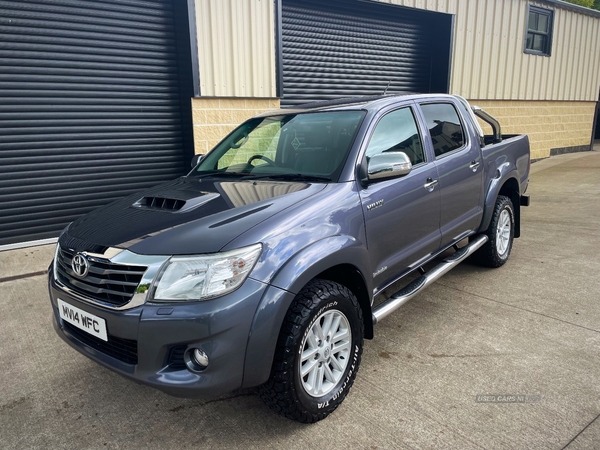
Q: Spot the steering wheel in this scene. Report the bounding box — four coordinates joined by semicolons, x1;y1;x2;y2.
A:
248;155;277;166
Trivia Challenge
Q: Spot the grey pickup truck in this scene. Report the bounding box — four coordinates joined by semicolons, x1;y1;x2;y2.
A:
48;94;530;422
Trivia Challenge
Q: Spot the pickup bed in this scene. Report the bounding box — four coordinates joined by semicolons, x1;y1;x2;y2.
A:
48;94;530;422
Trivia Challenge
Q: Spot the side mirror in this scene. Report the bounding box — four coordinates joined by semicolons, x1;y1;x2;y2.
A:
191;154;205;168
367;152;412;181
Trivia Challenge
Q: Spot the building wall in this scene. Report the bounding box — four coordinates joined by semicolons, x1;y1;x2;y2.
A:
194;0;276;97
455;0;600;101
376;0;600;102
192;0;279;155
472;100;596;160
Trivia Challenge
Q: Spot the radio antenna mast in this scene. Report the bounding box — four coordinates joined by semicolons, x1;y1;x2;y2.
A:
383;81;391;95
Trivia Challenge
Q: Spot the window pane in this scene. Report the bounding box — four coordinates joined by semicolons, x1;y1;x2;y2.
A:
526;32;534;50
528;13;537;31
528;12;550;33
365;108;425;165
538;13;548;33
196;111;365;177
420;103;465;158
532;34;547;52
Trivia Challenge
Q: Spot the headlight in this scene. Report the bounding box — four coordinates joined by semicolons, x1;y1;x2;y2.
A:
150;243;262;302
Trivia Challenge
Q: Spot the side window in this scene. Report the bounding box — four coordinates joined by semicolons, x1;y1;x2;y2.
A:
365;107;425;165
420;103;465;158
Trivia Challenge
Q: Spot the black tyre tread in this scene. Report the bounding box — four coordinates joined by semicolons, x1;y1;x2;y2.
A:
472;195;514;268
259;279;363;423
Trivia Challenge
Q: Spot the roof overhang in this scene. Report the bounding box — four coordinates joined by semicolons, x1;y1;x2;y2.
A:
538;0;600;19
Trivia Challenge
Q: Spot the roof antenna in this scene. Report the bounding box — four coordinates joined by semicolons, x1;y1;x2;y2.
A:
383;80;391;95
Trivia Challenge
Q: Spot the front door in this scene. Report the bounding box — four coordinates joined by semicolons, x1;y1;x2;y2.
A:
359;106;441;294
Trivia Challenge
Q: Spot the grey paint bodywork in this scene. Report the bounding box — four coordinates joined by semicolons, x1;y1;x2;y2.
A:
49;94;530;397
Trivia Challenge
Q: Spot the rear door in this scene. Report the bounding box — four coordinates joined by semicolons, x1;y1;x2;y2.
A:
416;101;484;245
359;105;441;293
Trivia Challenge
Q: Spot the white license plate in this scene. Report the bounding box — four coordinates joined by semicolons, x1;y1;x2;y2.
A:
58;299;108;342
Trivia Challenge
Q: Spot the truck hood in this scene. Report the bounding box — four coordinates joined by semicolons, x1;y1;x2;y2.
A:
64;176;326;255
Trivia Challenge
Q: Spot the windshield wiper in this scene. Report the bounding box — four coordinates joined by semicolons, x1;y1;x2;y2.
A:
193;171;249;179
256;173;332;182
192;171;331;182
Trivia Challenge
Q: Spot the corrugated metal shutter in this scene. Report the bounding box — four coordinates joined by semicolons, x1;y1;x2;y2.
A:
0;0;189;246
280;0;451;106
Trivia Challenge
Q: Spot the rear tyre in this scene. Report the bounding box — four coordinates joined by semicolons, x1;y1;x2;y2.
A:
259;279;364;423
473;195;515;268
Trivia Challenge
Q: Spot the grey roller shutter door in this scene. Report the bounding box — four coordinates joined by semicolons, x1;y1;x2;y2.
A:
280;0;451;106
0;0;188;246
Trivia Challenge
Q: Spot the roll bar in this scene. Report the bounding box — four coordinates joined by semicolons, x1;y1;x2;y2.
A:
471;106;502;144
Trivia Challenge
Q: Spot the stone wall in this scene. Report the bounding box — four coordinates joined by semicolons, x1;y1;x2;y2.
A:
471;100;596;160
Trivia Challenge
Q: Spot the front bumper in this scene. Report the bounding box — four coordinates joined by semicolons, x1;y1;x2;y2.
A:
48;270;269;398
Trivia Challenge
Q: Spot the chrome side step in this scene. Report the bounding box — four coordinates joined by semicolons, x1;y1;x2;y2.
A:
372;235;489;325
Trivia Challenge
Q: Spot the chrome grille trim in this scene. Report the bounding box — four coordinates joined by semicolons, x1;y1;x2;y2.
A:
54;244;169;310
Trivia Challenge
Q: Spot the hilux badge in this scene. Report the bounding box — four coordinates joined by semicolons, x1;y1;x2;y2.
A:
71;253;89;278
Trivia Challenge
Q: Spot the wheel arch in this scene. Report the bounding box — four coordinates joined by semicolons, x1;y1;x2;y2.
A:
314;264;373;340
480;167;522;238
241;236;373;389
498;177;521;238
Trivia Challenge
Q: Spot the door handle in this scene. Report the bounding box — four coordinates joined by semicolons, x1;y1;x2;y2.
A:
423;178;438;191
469;161;480;172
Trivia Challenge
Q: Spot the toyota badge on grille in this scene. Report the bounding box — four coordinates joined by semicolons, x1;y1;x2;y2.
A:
71;253;89;278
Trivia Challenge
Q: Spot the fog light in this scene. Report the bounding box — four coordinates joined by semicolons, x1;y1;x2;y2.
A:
192;348;209;368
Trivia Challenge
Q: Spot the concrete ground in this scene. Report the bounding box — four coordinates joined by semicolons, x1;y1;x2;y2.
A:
1;151;600;449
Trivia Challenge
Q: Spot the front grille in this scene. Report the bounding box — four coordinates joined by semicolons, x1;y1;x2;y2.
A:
56;246;147;308
63;322;138;365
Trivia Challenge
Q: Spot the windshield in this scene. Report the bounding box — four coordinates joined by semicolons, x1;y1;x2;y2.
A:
190;111;366;182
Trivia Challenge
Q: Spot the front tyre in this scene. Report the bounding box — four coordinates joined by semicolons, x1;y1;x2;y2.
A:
473;195;515;268
259;279;364;423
